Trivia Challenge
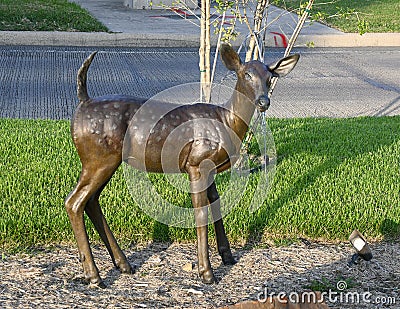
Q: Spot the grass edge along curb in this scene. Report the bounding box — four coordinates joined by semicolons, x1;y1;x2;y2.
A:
0;0;108;32
272;0;400;33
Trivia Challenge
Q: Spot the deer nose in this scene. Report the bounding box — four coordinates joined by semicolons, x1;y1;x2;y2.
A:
256;95;270;112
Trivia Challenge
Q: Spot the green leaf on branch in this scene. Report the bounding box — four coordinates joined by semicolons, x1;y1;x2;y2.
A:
215;0;235;13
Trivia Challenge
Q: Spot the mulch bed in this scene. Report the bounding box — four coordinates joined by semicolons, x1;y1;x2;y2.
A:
1;241;399;308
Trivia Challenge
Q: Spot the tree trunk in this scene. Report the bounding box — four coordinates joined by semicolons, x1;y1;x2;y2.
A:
199;0;211;102
245;0;269;62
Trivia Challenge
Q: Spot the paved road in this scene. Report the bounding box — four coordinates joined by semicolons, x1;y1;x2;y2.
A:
0;46;399;119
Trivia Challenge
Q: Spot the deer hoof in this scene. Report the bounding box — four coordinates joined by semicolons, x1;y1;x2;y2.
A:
119;262;135;274
223;257;237;265
87;277;106;289
200;270;216;284
221;251;236;265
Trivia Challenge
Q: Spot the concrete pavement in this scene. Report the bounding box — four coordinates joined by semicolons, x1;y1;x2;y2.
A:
0;0;399;47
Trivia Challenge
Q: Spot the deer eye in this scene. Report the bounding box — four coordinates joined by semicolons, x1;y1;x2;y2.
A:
245;72;252;81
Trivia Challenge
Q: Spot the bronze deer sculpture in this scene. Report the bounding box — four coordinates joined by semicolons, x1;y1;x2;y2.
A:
65;44;299;287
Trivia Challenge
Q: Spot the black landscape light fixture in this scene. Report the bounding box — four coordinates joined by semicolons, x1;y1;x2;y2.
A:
349;230;373;265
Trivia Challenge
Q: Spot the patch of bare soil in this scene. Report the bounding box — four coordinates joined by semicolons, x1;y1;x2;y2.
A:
0;241;399;308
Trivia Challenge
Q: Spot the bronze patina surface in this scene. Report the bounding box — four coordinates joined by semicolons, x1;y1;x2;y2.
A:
65;44;299;286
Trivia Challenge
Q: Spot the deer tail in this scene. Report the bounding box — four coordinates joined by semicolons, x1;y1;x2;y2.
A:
77;51;97;102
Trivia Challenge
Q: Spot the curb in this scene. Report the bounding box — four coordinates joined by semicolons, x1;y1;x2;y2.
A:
1;31;400;48
297;33;400;48
0;31;198;48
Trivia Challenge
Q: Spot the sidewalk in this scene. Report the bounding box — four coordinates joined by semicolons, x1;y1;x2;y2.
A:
0;0;399;47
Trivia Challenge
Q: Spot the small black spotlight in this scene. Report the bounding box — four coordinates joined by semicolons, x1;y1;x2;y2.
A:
349;230;373;265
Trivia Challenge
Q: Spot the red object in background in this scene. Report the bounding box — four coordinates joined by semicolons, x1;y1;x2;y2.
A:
270;31;288;47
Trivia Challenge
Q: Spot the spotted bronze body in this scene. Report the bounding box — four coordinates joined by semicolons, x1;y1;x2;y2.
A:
65;44;299;286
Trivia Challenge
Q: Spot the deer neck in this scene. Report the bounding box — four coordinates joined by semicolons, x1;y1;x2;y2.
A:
224;81;256;142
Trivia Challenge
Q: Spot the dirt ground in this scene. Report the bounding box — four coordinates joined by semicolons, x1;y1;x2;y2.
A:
1;241;399;308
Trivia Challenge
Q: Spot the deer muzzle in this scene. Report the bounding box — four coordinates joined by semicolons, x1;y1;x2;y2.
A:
256;95;270;112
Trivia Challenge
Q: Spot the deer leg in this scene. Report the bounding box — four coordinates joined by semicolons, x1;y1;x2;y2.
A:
188;166;216;284
85;180;133;275
65;162;119;287
207;179;236;265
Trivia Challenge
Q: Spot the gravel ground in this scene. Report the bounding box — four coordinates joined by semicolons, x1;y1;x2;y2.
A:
1;241;399;308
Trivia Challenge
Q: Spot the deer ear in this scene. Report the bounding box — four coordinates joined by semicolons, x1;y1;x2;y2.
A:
269;54;300;78
220;44;242;72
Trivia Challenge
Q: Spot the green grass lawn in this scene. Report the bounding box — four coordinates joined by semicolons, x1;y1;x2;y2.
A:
273;0;400;33
0;117;399;252
0;0;108;31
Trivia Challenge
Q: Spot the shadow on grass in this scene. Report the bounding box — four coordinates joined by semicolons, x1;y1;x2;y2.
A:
380;219;400;240
240;116;400;251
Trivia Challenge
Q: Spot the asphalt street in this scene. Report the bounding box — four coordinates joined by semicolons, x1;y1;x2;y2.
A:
0;46;399;119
